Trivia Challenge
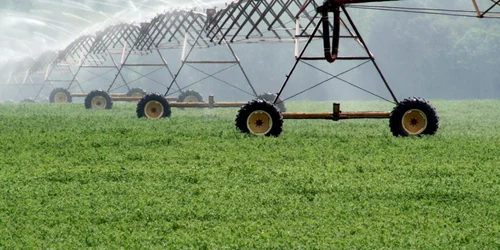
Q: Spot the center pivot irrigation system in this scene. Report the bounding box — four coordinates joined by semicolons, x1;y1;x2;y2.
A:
113;9;289;116
132;0;497;137
35;9;288;111
0;51;61;103
1;0;497;137
40;25;181;108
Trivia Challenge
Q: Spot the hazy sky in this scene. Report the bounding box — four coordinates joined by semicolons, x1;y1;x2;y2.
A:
0;0;229;62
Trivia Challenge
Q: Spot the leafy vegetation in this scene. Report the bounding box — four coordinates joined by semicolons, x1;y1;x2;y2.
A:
0;100;499;248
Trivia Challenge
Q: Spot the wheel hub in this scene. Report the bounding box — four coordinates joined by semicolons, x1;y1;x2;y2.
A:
91;96;107;109
183;95;199;102
246;110;273;135
145;101;164;119
54;92;68;103
402;109;428;135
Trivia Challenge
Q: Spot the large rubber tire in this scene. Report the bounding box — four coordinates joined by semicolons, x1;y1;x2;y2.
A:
136;93;171;119
235;99;283;137
84;90;113;110
389;97;439;137
257;92;286;112
126;87;146;97
21;98;35;103
49;88;72;103
177;89;204;103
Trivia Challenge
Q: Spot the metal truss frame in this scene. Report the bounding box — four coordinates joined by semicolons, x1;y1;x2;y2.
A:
471;0;500;17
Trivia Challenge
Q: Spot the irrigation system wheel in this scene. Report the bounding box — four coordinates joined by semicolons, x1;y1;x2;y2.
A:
235;99;283;136
21;98;35;103
177;89;203;103
126;87;146;97
257;92;286;112
389;97;439;136
49;88;72;103
84;90;113;110
136;93;171;119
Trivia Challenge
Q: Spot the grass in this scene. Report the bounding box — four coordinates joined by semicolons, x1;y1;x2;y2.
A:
0;99;499;249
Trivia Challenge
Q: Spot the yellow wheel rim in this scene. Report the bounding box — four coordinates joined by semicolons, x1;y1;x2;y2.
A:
183;95;199;102
91;96;107;109
402;109;428;135
246;110;273;135
54;92;68;103
144;101;164;119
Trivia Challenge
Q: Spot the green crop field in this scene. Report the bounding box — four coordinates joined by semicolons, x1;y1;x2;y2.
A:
0;100;499;249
